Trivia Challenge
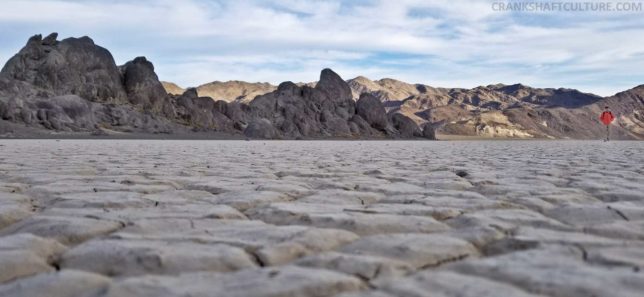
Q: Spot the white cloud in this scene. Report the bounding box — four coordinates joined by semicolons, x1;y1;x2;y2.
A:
1;0;643;96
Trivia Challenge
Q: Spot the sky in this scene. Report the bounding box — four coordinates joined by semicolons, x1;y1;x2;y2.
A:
1;0;643;96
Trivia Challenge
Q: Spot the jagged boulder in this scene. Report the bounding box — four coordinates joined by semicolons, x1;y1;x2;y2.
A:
0;33;128;104
356;93;388;131
31;95;96;131
0;94;95;131
41;32;58;46
219;101;251;130
422;122;436;140
248;69;358;138
0;92;179;134
173;88;234;131
120;57;174;115
389;113;422;137
244;118;278;139
0;33;193;135
316;68;353;102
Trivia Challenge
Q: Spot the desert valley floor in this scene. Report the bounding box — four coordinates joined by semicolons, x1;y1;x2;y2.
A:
0;140;643;297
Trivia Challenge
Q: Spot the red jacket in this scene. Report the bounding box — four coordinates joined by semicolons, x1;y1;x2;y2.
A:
600;111;615;125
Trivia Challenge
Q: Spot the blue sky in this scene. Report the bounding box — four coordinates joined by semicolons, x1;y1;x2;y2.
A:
1;0;643;96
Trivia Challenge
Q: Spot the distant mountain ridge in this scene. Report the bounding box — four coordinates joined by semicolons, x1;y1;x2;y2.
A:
344;76;643;139
161;74;641;139
196;81;276;103
162;81;276;103
161;81;184;95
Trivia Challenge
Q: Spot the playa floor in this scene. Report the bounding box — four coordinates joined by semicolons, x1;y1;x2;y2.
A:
1;140;643;297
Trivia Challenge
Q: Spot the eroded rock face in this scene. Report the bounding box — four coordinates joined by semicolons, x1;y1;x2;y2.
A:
174;88;235;131
1;33;128;104
389;113;421;137
422;123;436;139
244;118;278;139
316;68;354;104
356;93;388;131
120;57;174;115
247;69;419;138
248;70;359;138
0;33;190;134
0;33;427;138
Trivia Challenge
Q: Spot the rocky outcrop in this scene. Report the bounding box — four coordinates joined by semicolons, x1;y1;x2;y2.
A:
244;118;278;139
0;33;186;135
173;88;234;131
421;123;436;140
0;94;93;131
1;33;128;104
1;33;429;139
0;33;236;136
316;69;353;103
356;93;388;131
0;87;178;134
120;57;174;116
246;69;422;139
247;71;354;138
389;113;421;138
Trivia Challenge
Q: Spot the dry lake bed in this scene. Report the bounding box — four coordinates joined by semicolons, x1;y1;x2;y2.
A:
0;139;643;297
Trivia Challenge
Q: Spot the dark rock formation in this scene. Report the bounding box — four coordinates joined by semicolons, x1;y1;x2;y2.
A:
120;57;174;115
248;70;357;138
0;94;95;131
41;32;58;46
1;33;128;104
356;93;388;131
220;102;251;130
0;33;193;135
174;88;234;131
316;68;353;103
389;113;421;137
421;123;436;140
0;33;433;139
248;69;429;139
244;118;278;139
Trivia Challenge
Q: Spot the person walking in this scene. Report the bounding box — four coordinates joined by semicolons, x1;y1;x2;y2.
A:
600;106;615;141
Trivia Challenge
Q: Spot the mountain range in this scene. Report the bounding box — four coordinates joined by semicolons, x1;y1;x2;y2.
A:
164;73;643;140
1;33;642;139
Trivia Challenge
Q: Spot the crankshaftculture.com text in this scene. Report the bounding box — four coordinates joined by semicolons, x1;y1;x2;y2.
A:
492;1;643;12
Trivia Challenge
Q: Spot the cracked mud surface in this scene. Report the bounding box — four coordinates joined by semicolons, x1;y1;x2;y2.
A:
1;140;643;297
